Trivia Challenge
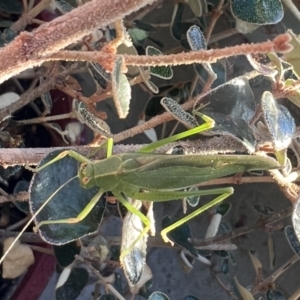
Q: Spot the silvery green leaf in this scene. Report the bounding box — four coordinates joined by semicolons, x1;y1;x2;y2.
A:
0;0;23;13
72;99;111;137
261;91;295;151
133;20;156;32
249;250;262;276
247;54;277;78
220;258;229;274
285;225;300;257
194;60;226;89
235;19;260;34
14;180;30;213
128;28;149;44
187;25;207;51
44;123;69;145
266;290;285;300
184;296;201;300
199;77;255;123
171;3;184;41
89;62;111;82
233;277;255;300
199;111;256;153
56;267;89;300
121;199;147;287
186;0;204;17
231;0;284;25
117;44;139;76
283;30;300;79
111;57;131;118
139;67;159;93
39;77;53;115
137;119;157;142
186;186;200;207
148;291;170;300
216;203;231;216
205;214;222;238
161;97;198;129
146;46;173;80
88;65;108;89
284;79;300;109
253;205;274;216
0;92;20;110
162;216;198;257
54;0;74;14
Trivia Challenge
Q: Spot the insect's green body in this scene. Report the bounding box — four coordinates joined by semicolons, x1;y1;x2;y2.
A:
79;152;278;201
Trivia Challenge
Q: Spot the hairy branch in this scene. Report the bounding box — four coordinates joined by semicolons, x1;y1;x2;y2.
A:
0;0;157;84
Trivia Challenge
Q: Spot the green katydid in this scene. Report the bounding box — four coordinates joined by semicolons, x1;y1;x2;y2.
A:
0;112;280;271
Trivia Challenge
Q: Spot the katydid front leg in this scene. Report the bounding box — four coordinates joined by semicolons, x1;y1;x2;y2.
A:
34;188;105;231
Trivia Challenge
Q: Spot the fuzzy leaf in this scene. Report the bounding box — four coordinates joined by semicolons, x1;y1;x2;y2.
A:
56;267;89;300
111;57;131;118
0;0;23;13
231;0;283;25
285;225;300;257
29;150;106;244
148;291;170;300
283;30;300;79
146;46;173;80
186;0;204;17
261;91;295;151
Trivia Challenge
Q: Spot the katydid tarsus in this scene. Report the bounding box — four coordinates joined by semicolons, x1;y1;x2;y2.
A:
0;112;280;270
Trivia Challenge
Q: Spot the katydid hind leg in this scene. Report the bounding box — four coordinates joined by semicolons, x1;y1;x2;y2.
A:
138;113;215;153
160;188;233;244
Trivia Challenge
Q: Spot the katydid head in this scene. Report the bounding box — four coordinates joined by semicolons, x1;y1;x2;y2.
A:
79;162;96;188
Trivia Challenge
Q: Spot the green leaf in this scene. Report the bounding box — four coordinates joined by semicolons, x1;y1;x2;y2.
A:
186;186;200;207
187;25;207;51
111;57;131;118
284;79;300;109
128;28;149;44
0;0;23;14
146;46;173;80
261;91;295;151
99;295;117;300
253;205;274;215
184;296;201;300
233;277;255;300
53;241;81;267
161;97;198;128
266;290;285;300
56;267;89;300
220;258;229;274
216;203;231;216
231;0;283;25
72;99;111;137
29;150;106;244
148;291;170;300
162;216;198;257
283;30;300;78
133;20;156;32
186;0;204;17
54;0;74;14
171;3;185;40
